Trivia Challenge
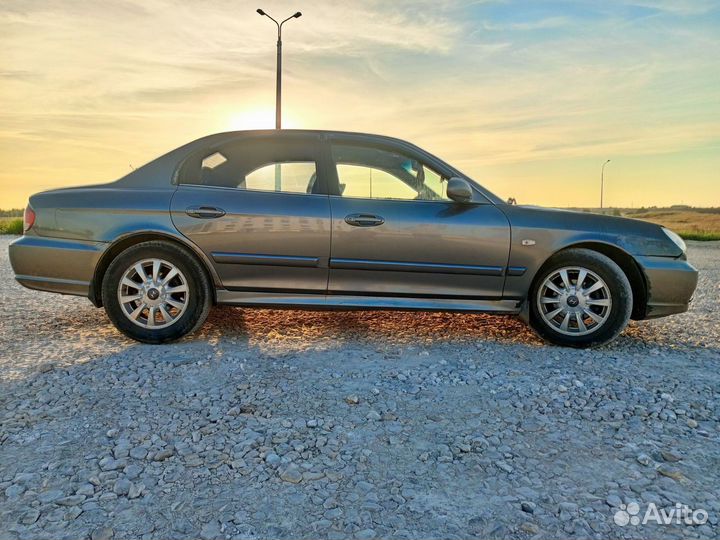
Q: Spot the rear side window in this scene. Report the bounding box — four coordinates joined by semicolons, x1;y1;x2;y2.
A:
179;138;320;195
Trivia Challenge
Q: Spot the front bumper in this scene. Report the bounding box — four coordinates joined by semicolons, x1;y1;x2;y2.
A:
635;255;698;319
9;235;107;297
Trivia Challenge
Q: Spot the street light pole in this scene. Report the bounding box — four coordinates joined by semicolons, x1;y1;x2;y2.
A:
256;9;302;130
600;159;611;210
275;27;282;130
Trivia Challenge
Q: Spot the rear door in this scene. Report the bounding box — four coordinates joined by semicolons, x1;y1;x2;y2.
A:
171;132;331;292
326;137;511;298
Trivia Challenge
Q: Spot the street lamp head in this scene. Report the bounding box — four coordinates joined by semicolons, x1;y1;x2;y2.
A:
256;8;266;15
293;11;302;18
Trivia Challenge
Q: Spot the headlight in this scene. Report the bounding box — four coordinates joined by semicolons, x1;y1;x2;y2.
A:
662;227;686;253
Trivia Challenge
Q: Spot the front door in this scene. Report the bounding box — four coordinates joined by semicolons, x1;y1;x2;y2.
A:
326;139;511;298
171;133;331;292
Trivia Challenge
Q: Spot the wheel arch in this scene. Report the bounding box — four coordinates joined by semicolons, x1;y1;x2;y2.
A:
90;231;219;307
531;241;648;320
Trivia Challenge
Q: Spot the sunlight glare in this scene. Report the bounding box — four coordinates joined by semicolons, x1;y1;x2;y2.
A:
227;109;299;131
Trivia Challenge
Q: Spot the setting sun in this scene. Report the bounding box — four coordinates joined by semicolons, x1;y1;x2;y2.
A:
226;109;299;131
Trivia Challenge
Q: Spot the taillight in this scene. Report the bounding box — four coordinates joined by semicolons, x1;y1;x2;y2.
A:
23;205;36;233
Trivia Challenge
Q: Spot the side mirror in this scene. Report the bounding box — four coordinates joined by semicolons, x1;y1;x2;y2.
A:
446;177;473;203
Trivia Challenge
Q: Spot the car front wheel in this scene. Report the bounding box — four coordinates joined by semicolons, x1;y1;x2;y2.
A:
102;241;212;343
529;248;632;348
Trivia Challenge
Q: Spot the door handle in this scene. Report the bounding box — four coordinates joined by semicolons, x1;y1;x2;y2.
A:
344;213;385;227
185;206;226;219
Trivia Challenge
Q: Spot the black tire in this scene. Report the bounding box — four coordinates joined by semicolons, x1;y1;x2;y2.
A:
529;248;632;348
102;241;212;344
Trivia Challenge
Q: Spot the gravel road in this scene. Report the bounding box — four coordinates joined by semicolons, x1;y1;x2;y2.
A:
1;236;718;540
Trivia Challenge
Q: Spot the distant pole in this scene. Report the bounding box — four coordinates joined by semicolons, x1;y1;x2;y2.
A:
600;159;611;210
256;9;302;130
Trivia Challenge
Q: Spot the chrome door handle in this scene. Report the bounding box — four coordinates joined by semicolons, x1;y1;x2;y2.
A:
186;206;226;219
344;213;385;227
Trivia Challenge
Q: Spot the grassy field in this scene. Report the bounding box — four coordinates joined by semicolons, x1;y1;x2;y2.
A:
0;217;22;235
567;207;720;241
618;208;720;241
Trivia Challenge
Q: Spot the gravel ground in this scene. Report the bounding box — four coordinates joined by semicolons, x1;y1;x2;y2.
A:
1;235;718;540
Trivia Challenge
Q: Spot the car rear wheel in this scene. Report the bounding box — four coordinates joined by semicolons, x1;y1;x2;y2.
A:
529;248;632;348
102;241;212;343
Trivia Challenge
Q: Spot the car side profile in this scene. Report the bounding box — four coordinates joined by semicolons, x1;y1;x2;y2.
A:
9;130;698;347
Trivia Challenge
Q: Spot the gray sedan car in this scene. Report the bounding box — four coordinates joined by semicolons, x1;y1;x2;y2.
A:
9;130;697;347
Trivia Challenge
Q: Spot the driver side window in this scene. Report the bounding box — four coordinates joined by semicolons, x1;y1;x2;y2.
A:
332;144;450;201
336;164;417;199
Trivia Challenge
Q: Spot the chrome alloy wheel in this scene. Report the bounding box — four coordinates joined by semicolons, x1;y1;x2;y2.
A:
117;259;189;329
536;266;612;336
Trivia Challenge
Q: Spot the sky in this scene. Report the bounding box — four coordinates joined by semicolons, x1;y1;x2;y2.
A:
1;0;719;209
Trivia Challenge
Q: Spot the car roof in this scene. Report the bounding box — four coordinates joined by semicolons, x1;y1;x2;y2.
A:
114;129;421;188
187;129;418;147
113;129;505;205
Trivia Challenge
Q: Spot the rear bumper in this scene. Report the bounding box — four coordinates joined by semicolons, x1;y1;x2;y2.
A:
635;255;698;319
9;235;106;297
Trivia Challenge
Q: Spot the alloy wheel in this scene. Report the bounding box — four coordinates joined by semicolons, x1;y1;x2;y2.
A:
536;266;612;336
117;258;189;329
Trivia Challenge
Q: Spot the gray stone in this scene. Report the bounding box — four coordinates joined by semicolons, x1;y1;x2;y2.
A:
356;481;374;492
303;471;325;481
19;508;40;525
279;466;303;484
124;464;143;479
5;484;25;499
64;506;83;521
324;507;343;519
99;457;124;471
38;489;64;504
660;450;682;462
128;482;144;499
91;527;114;540
153;448;175;461
657;465;684;481
76;483;95;497
56;494;86;506
200;521;221;540
113;478;131;496
129;447;148;460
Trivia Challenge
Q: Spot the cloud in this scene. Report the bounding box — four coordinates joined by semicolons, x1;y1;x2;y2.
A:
481;16;570;31
621;0;719;15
